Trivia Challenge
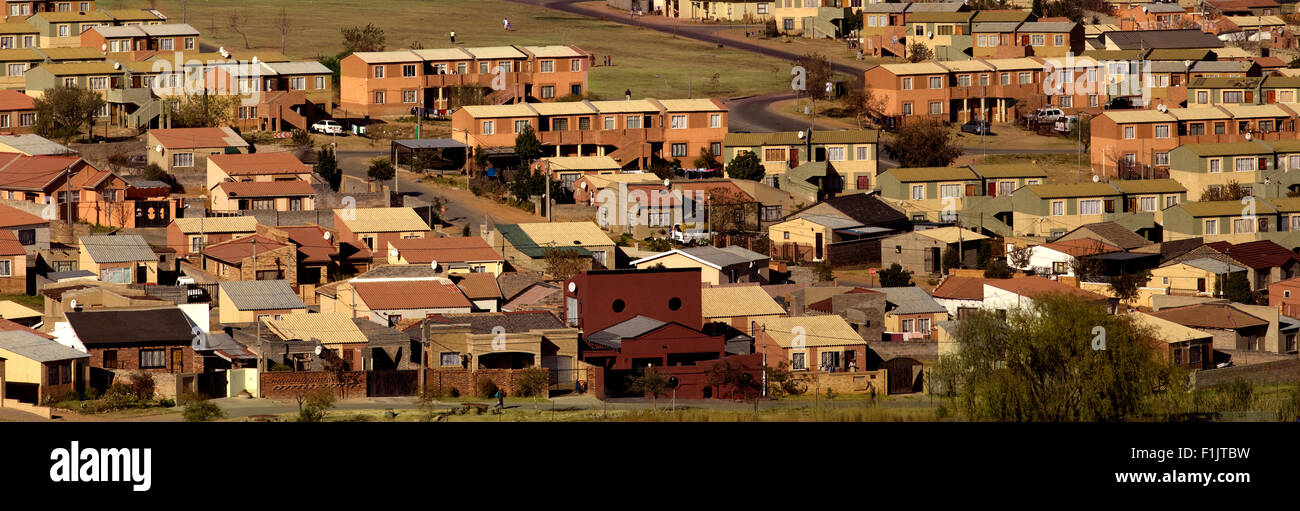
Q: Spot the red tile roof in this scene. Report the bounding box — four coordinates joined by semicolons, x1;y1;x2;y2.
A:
0;154;81;191
985;276;1108;301
217;180;315;197
203;235;292;264
149;127;247;149
0;203;47;228
456;272;503;300
208;151;312;176
1040;238;1121;257
931;276;990;300
388;236;502;264
0;318;53;339
278;225;337;263
1150;303;1268;330
353;280;472;310
0;90;35;112
0;229;24;256
1215;240;1298;270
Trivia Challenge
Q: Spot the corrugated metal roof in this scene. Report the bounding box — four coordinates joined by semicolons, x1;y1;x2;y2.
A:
940;60;994;72
1018;21;1077;32
529;102;597;115
459;103;538;118
219;280;307;311
1024;183;1120;198
516;221;612;247
0;330;88;362
521;45;584;58
410;47;474;61
1218;104;1291;118
336;207;429;233
1179;141;1272;156
351;50;422;63
0;300;40;320
875;62;948;75
1176;200;1277;217
969;163;1047;178
265;312;366;345
585;315;667;349
984;58;1042;70
1110;178;1186;194
78;234;155;263
757;315;864;348
701;286;785;319
262;61;332;75
140;23;198;36
1178;257;1247;274
656;98;724;112
884;166;979;182
590;99;660;113
171;216;258;234
1128;312;1213;344
972;22;1022;33
462;46;527;59
541;156;621;171
1104;110;1176;123
871;286;949;315
915;226;989;244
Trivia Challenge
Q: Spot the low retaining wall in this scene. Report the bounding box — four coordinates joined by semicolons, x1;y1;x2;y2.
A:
260;370;367;400
1;398;54;419
423;368;550;398
1193;358;1300;389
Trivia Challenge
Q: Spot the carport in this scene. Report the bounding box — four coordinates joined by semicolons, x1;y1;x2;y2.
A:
390;138;469;174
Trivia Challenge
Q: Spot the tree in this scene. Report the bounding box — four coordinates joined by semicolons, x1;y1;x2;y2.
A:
1216;271;1254;304
297;387;337;422
839;78;886;128
227;11;251;48
276;7;291;55
725;151;765;181
33;86;107;144
906;42;933;63
694;147;719;170
709;357;763;411
515;367;550;403
983;260;1013;278
1068;244;1105;281
315;145;341;192
1032;0;1045;16
706;186;755;234
542;246;589;280
885;121;963;168
932;295;1179;421
514;124;543;166
942;245;961;272
509;168;546;201
367;157;395;187
1068;114;1091;150
473;145;489;173
1044;0;1084;23
626;366;672;409
1109;270;1150;313
163;92;241;128
1008;244;1033;271
341;23;386;54
1200;181;1251;201
878;263;913;287
814;260;834;282
794;52;834;102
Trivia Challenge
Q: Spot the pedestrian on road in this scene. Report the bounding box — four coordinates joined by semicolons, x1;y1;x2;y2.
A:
495;389;505;410
450;31;456;44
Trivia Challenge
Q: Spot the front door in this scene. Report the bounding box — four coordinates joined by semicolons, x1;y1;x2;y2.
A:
103;350;117;370
814;232;823;260
987;182;997;196
170;348;183;373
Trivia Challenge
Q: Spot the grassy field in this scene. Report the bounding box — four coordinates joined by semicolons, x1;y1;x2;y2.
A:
116;0;791;102
967;152;1094;186
0;294;44;310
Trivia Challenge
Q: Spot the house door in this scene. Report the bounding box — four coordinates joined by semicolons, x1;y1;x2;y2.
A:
814;232;823;260
1020;35;1030;45
929;247;941;273
789;148;800;167
1197;278;1206;292
1268;90;1277;103
136;264;147;284
170;348;183;373
103;350;117;370
987;182;997;196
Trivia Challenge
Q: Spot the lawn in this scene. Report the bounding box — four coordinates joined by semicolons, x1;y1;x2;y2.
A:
965;152;1094;186
125;0;792;103
0;293;44;310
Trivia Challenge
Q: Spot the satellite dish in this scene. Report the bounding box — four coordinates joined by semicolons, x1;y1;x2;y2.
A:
322;231;332;240
797;130;805;139
1245;132;1253;141
567;282;577;293
154;144;163;153
314;345;323;356
70;299;79;310
1092;175;1100;183
580;182;588;190
663;178;670;188
251;56;259;63
100;43;107;51
430;260;439;271
113;62;120;70
390;247;399;258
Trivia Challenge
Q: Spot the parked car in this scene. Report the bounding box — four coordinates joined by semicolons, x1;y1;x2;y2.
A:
1031;107;1065;125
1055;115;1078;133
961;121;994;135
311;119;344;134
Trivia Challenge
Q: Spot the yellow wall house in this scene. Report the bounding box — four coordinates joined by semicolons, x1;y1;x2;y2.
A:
217;280;308;325
77;234;159;285
0;330;88;404
755;314;868;373
1149;257;1247;298
768;214;862;262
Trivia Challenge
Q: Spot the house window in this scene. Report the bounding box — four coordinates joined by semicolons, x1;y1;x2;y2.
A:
440;352;461;366
791;352;806;370
929;101;942;115
1001;73;1010;85
482;120;494;135
764;148;785;162
625;116;641;129
191;237;204;252
570;59;582;72
17;229;34;245
403;90;417;103
315;76;327;90
856;146;871;160
0;260;9;277
184;37;196;50
552;118;568;131
1123;126;1135;139
1053;261;1068;274
1196;91;1208;104
827;147;845;161
1031;34;1045;46
957;75;970;88
902;102;913;116
1139;196;1157;212
671;143;688;157
1019;72;1032;84
1209;158;1221;173
1058;96;1072;108
514;120;530;133
63;77;76;87
1166;196;1178;208
1233;217;1256;234
540;86;555;99
1051;200;1065;216
1223;91;1244;103
374;91;386;104
939;184;962;198
1079;199;1102;215
172;153;194;168
1155;125;1169;138
0;115;7;128
457;63;467;74
911;185;924;200
998;181;1015;196
902;77;912;90
540;60;554;73
917;318;931;334
1205;218;1219;235
159;38;174;50
1290;155;1300;170
762;206;782;222
901;319;914;332
1235;157;1256;171
1054;34;1065;46
5;64;22;78
1154;152;1169;166
710;142;722;156
980;74;989;86
140;349;166;369
709;113;721;129
929;76;942;89
58;25;70;37
290;77;306;90
1214;122;1226;135
671;115;687;129
374;66;385;78
251;199;273;210
784;18;795;31
88;76;107;90
604;116;616;130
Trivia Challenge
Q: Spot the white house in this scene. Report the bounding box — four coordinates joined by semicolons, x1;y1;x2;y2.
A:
1011;238;1120;277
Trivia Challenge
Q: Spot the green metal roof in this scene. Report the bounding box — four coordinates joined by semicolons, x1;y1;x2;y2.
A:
1177;141;1273;157
883;166;978;182
1025;183;1121;198
969;163;1047;178
496;223;591;258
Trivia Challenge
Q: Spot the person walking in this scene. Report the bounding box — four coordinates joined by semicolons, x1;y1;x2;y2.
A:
495;389;505;410
450;31;456;44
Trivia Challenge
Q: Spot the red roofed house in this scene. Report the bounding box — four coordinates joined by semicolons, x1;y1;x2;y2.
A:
455;272;503;312
0;89;35;134
1268;276;1300;318
0;230;26;293
66;164;134;228
0;202;49;251
0;154;83;205
931;276;990;319
145;127;251;174
1014;238;1121;278
206;151;316;212
1150;302;1270;353
273;224;338;289
1208;240;1299;291
982;275;1109;313
351;280;473;327
201;234;297;285
384;236;505;276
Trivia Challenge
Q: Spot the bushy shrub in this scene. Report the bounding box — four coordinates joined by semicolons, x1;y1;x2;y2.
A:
126;372;155;401
182;400;225;422
297;407;326;422
100;383;137;410
477;377;499;398
158;398;176;408
342;413;374;422
515;367;549;397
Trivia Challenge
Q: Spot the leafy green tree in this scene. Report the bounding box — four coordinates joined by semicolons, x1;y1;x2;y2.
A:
694;147;720;170
1109;270;1151;313
514;124;543;166
33;86;107;144
725;151;765;181
814;260;834;282
942;245;961;272
473;145;489;173
932;295;1178;421
905;42;933;63
162;92;241;128
626;366;672;409
795;52;834;102
1216;272;1254;304
879;263;913;287
340;22;386;55
316;144;341;192
983;260;1013;278
885;121;962;168
182;399;226;422
367;157;395;186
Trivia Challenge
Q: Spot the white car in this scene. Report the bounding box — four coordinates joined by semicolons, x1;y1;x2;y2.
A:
311;120;343;134
1033;108;1065;125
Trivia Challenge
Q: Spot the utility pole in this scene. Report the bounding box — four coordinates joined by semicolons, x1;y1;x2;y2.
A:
64;164;72;226
418;320;428;393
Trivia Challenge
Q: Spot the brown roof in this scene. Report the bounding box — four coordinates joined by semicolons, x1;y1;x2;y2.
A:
496;271;546;301
0;203;46;228
217;180;315;197
0;318;53;339
1040;238;1122;257
353;281;472;310
388;236;502;264
278;224;337;264
0;90;34;111
1061;221;1152;250
40;284;94;300
456;272;503;300
203;235;292;264
149;127;248;149
0;230;22;256
1215;240;1298;270
0;154;81;191
208;151;311;176
931;276;990;300
986;276;1108;301
1150;303;1268;330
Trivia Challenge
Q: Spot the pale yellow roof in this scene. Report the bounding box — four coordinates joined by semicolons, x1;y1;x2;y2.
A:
940;60;994;72
529;102;598;116
1128;312;1212;344
1168;107;1231;121
0;300;40;320
1218;103;1291;118
1046;55;1101;68
410;48;473;61
986;58;1042;70
878;62;949;75
172;216;259;234
462;46;526;59
1104;110;1175;123
351;50;421;63
516;222;612;247
758;315;865;348
336;207;430;233
542;156;621;171
1213;47;1252;59
915;226;989;244
580;173;662;188
1277;68;1300;77
522;45;584;58
1085;24;1120;36
656;98;725;112
459;104;537;118
1225;15;1284;27
591;99;660;113
700;286;787;319
265;312;367;345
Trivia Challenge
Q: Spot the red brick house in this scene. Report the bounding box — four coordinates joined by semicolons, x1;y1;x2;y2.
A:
0;229;25;294
62;307;201;374
0;89;35;134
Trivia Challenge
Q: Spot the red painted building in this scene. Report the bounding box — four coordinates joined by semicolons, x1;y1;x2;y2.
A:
562;267;703;333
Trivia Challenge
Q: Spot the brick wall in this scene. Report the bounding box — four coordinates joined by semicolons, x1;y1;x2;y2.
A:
259;370;368;400
1192;358;1300;389
88;345;201;374
828;238;882;267
422;367;551;398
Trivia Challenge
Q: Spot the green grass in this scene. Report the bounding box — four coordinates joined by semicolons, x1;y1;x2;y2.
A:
125;0;791;102
0;294;43;310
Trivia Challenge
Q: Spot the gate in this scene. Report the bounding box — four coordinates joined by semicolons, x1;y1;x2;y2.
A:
198;371;228;398
134;200;171;227
882;357;922;394
367;369;418;396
